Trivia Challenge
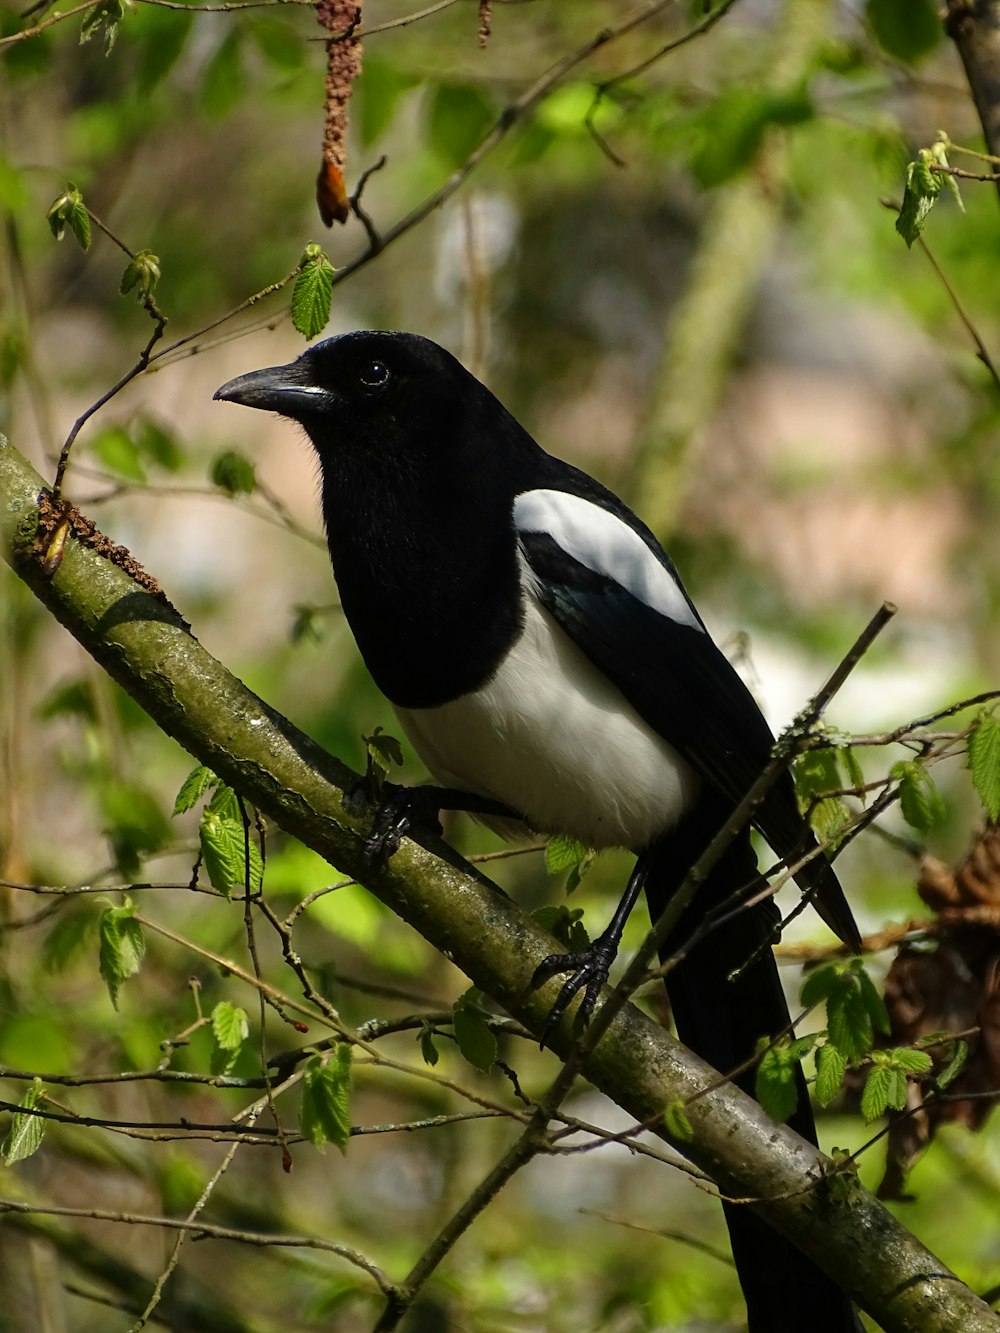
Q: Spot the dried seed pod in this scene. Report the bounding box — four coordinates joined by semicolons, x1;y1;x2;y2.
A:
316;0;363;226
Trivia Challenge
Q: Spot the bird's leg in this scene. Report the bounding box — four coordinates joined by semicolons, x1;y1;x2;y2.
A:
353;781;518;867
532;847;655;1047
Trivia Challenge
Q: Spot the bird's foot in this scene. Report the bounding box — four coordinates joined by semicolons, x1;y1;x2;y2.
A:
348;780;444;869
531;932;621;1049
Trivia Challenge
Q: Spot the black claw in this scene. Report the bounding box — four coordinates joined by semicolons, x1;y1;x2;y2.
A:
358;782;445;869
531;937;620;1049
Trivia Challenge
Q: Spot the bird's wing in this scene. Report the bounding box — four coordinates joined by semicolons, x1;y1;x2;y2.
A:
513;486;859;948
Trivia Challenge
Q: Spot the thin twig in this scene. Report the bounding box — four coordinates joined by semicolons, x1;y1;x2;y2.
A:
129;1107;262;1330
880;197;1000;392
0;1199;398;1296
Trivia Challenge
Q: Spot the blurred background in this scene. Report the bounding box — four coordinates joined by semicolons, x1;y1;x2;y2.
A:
2;0;1000;1328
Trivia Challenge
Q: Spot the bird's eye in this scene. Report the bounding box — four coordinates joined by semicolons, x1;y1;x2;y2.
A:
359;359;390;389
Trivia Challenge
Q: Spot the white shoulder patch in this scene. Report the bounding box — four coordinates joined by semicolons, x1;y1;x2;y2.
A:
513;488;703;630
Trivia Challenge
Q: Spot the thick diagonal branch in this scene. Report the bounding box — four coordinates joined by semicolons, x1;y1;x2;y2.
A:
1;434;996;1332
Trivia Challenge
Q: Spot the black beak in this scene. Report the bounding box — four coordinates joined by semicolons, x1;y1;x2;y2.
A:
214;361;331;417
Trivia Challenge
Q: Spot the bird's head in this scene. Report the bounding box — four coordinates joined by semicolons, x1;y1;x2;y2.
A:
214;330;481;465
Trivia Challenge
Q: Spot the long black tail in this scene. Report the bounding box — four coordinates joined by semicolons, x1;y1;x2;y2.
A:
645;814;862;1333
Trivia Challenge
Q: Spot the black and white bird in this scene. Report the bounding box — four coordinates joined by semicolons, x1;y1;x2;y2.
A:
215;330;862;1332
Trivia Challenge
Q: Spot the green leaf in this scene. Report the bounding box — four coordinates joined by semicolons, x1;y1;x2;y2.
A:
866;0;942;65
690;85;813;188
120;249;160;301
755;1035;816;1123
427;82;495;169
935;1038;968;1091
43;904;94;974
565;851;595;897
200;785;263;899
200;27;244;118
891;759;946;834
794;746;841;808
79;0;131;54
248;17;304;71
418;1023;439;1067
2;1079;47;1165
838;744;866;797
800;961;840;1009
91;424;146;482
532;904;589;952
98;896;146;1009
860;1064;897;1122
300;1047;352;1152
827;971;875;1063
210;449;257;496
46;184;91;251
929;138;964;212
134;416;183;472
364;726;404;773
810;796;851;847
38;676;96;721
354;56;416;146
545;835;588;876
814;1042;847;1106
173;764;220;816
663;1097;693;1143
806;960;884;1063
453;990;497;1073
969;710;1000;820
136;4;193;87
856;964;892;1036
290;603;326;645
211;1001;249;1074
291;245;334;340
212;1000;250;1052
883;1046;932;1076
896;152;943;248
100;780;170;879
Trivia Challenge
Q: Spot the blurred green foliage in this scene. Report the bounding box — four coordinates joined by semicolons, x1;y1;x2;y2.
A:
3;0;1000;1328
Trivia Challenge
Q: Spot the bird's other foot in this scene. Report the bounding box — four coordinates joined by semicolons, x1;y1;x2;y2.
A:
531;932;621;1049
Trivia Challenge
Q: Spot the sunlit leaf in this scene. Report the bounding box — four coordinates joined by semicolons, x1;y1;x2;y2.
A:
98;896;146;1009
173;764;220;816
300;1047;352;1152
969;710;1000;820
2;1079;47;1165
291;244;334;340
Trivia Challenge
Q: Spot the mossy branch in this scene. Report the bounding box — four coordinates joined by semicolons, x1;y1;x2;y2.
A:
1;434;997;1332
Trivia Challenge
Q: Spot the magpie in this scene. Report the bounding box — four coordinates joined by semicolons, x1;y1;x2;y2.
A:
215;330;863;1332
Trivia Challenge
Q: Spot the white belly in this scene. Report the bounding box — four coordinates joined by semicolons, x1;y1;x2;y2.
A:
393;598;700;851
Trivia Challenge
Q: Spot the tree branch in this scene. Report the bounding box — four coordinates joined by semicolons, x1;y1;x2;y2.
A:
947;0;1000;202
2;433;997;1331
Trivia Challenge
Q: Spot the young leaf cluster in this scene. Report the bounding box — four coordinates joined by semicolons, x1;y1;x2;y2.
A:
47;184;91;251
793;740;864;846
755;960;934;1127
120;249;161;302
79;0;133;54
300;1046;353;1153
175;764;263;898
896;137;964;248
